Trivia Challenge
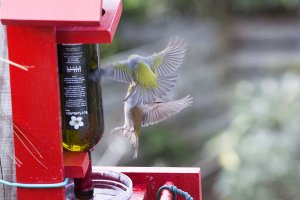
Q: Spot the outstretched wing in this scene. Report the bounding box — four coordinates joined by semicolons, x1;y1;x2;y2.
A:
125;62;177;106
89;60;133;83
141;95;193;127
146;37;187;76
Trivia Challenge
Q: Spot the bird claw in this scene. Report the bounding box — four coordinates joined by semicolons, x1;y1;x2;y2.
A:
130;81;137;88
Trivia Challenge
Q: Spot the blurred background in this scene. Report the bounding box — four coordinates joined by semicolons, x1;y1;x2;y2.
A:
91;1;300;200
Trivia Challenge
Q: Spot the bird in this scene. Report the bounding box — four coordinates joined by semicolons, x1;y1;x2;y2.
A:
110;95;193;158
89;37;187;106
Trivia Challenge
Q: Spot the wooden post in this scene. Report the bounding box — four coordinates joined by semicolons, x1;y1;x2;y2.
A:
0;24;16;200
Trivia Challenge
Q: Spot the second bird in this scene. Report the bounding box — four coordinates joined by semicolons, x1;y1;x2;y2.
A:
111;95;193;158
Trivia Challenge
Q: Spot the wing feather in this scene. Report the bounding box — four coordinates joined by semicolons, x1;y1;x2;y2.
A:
89;60;133;83
106;60;133;83
141;95;193;127
126;75;177;106
147;37;187;76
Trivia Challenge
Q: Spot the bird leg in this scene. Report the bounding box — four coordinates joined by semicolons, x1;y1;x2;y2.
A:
123;81;137;102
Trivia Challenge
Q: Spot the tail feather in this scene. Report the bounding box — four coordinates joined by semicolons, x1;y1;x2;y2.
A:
110;127;139;158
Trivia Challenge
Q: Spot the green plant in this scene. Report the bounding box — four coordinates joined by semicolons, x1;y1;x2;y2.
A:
231;0;300;12
205;73;300;200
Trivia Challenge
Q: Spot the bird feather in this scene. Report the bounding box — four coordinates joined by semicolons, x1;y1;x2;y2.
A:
141;95;193;127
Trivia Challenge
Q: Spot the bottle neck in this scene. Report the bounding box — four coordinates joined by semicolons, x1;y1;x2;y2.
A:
74;152;94;199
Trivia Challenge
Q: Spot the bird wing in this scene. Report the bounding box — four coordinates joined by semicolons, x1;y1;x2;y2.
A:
141;95;193;127
125;62;178;106
89;60;133;83
105;60;133;83
146;37;187;76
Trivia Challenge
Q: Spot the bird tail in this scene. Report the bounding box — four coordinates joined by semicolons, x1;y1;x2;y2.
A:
88;68;105;81
125;75;177;106
110;127;139;159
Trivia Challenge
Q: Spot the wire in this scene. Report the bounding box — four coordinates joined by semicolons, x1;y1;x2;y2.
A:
156;185;193;200
0;178;69;188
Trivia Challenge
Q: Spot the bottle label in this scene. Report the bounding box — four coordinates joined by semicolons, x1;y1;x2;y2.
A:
59;44;88;130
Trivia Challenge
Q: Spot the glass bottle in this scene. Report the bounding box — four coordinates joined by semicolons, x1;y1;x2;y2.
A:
58;44;104;151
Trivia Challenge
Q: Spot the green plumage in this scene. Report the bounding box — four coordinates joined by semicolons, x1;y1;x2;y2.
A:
134;62;158;90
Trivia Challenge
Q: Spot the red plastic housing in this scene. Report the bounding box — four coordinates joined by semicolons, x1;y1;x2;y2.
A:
1;0;122;199
56;0;122;44
0;0;103;26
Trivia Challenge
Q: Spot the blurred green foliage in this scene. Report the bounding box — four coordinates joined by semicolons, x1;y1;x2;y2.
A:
122;0;205;20
122;0;152;21
101;0;300;58
100;0;208;58
133;125;197;166
231;0;300;13
205;73;300;200
100;37;127;59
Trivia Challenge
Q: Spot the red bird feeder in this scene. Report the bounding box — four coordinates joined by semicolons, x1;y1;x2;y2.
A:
0;0;202;199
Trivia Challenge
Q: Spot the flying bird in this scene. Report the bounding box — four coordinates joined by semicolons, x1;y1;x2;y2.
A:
89;37;187;106
110;95;193;158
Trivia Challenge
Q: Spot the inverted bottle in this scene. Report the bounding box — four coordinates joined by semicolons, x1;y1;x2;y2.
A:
58;44;104;152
